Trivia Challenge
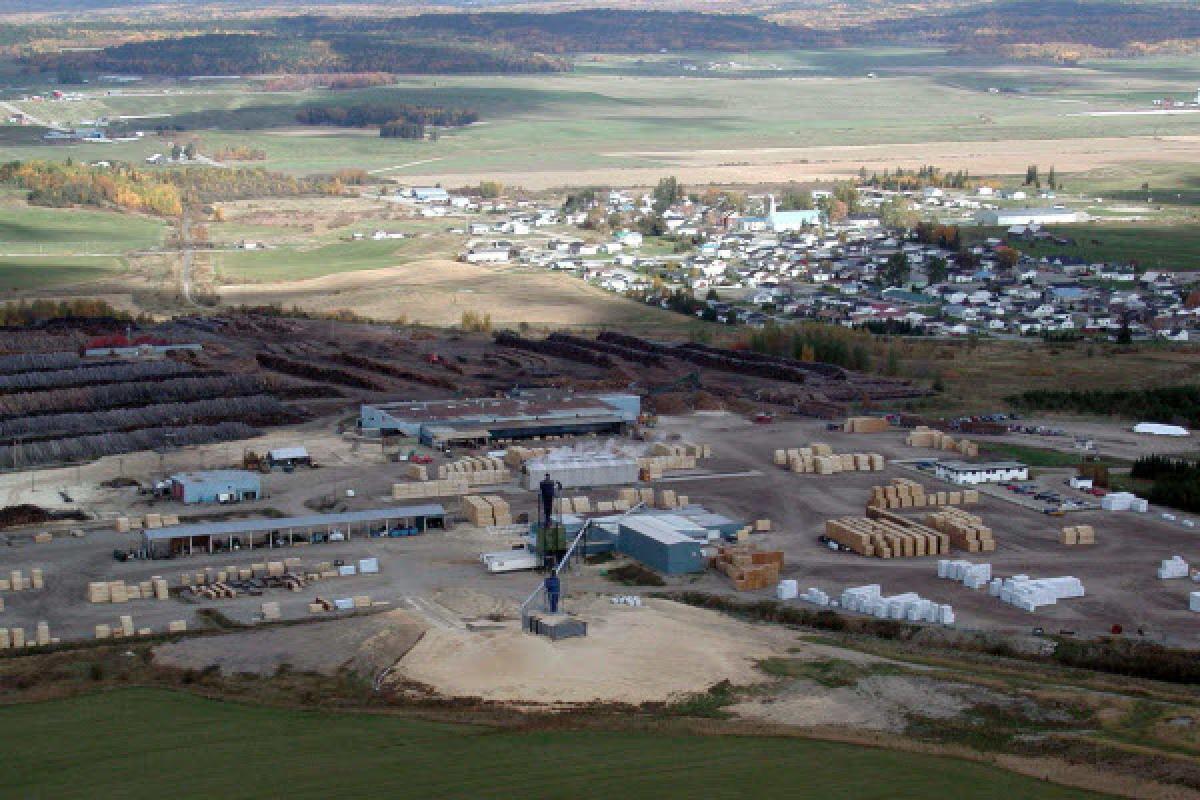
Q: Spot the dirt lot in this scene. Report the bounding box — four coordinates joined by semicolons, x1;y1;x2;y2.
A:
647;412;1200;647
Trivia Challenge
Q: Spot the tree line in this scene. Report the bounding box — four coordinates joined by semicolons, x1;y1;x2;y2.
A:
0;160;346;216
1131;455;1200;514
26;33;568;78
1005;386;1200;425
295;104;479;129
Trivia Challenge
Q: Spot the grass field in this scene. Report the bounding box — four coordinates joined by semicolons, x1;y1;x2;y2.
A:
0;200;166;254
0;688;1109;800
216;239;446;282
0;254;127;291
963;223;1200;270
3;49;1200;183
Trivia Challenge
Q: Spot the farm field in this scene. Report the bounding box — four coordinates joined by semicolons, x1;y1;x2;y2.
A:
0;198;166;254
899;338;1200;413
1;49;1198;185
0;688;1108;800
216;256;690;331
0;254;127;291
963;223;1200;270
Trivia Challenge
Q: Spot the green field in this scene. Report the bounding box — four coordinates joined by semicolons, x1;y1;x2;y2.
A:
2;49;1200;178
0;688;1109;800
0;255;127;291
216;236;458;282
0;202;166;254
964;223;1200;270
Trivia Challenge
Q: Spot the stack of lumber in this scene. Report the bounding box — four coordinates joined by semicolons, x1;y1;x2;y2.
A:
405;463;428;481
439;456;511;486
713;544;784;591
1060;525;1095;546
392;476;469;500
775;446;885;474
1;569;42;592
33;532;52;544
826;514;949;558
637;454;696;477
905;426;979;457
560;496;591;514
87;577;168;603
463;495;511;526
503;446;550;468
261;601;282;621
649;441;711;460
1;624;60;649
844;416;890;433
868;479;979;510
924;508;996;553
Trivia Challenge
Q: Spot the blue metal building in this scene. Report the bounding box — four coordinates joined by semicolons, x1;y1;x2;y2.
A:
169;470;261;505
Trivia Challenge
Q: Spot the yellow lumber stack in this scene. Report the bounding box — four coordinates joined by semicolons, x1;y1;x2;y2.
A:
905;426;978;456
868;479;979;511
825;514;948;559
504;446;549;468
713;544;783;591
486;496;513;525
33;532;52;544
783;445;884;474
392;477;469;500
463;495;497;526
844;416;890;433
1061;525;1095;546
405;463;428;481
924;508;996;553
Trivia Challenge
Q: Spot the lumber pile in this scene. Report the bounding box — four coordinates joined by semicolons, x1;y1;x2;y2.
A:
1;568;44;592
905;426;979;457
774;445;885;474
825;514;949;558
868;478;979;510
1060;525;1095;546
712;544;783;591
924;508;996;553
0;622;59;649
503;446;550;468
438;456;511;486
87;577;169;603
392;476;469;500
463;495;512;527
844;416;890;433
649;441;712;460
114;513;179;533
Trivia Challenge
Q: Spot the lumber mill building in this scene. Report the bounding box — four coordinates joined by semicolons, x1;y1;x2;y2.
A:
359;391;641;448
141;505;446;557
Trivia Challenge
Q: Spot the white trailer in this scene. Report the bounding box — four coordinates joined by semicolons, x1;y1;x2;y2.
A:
481;549;540;573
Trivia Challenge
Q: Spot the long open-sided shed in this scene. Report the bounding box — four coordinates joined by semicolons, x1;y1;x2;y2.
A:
142;504;445;558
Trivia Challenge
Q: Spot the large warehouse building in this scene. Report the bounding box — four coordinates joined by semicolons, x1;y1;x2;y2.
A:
360;391;640;447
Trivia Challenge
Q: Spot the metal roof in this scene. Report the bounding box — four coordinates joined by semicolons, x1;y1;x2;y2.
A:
169;469;260;485
936;460;1026;471
268;446;309;460
142;505;445;541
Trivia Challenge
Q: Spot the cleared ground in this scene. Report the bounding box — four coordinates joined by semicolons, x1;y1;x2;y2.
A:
0;688;1108;800
216;257;686;330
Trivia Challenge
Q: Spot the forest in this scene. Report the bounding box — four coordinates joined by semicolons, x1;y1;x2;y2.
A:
296;104;479;129
1131;455;1200;514
24;33;569;77
0;161;344;215
1005;386;1200;425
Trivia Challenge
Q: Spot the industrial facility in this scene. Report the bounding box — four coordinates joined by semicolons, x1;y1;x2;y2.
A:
360;391;641;447
934;460;1029;485
141;505;446;557
167;470;261;505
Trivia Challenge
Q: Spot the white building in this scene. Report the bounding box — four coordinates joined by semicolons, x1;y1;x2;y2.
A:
935;460;1029;485
975;208;1085;226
